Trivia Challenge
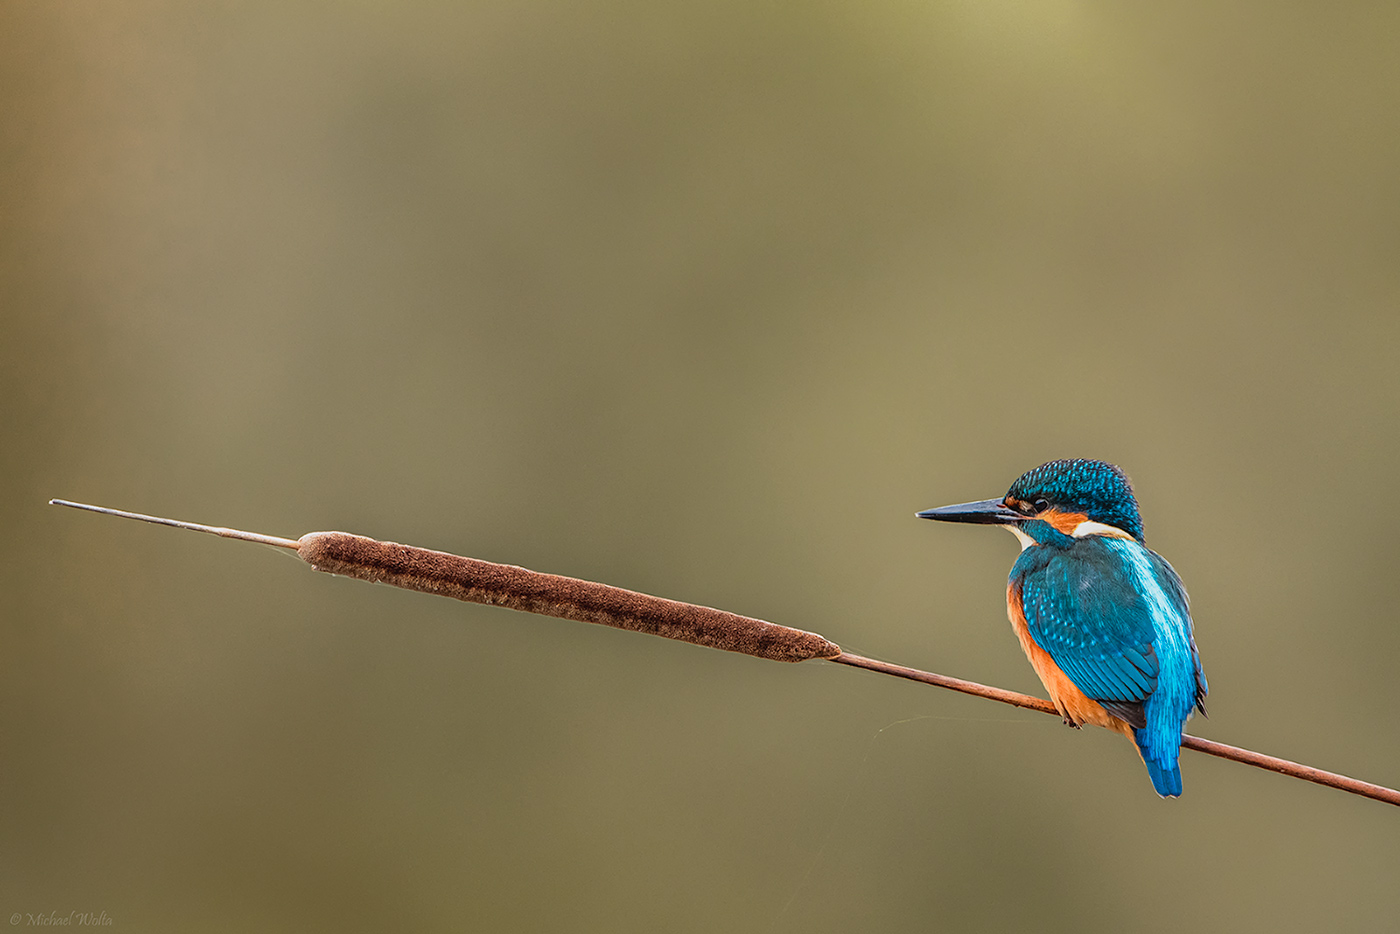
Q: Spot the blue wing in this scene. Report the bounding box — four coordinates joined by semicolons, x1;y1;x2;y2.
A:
1015;538;1162;724
1013;536;1207;796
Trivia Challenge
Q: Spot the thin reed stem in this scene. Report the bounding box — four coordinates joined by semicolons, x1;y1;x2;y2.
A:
830;652;1400;807
49;498;1400;809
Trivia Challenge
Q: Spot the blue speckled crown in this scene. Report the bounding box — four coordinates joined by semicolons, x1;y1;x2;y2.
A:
1007;459;1144;541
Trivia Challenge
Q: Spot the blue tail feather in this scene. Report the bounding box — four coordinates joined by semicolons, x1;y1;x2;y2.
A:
1141;756;1182;797
1135;729;1183;797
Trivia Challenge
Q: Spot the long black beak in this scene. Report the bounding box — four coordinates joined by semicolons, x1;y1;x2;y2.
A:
916;498;1025;525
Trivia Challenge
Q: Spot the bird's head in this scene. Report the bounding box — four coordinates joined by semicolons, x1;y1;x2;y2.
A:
917;459;1144;543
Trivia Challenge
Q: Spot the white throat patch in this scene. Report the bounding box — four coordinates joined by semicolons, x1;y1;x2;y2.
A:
1005;525;1037;551
1004;520;1134;551
1071;520;1135;540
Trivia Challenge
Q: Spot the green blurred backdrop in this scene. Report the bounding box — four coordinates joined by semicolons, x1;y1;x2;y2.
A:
4;2;1398;931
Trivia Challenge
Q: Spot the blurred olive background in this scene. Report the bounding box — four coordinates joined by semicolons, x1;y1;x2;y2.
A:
4;2;1399;932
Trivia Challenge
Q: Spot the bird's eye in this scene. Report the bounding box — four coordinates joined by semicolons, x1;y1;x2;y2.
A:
1032;498;1050;513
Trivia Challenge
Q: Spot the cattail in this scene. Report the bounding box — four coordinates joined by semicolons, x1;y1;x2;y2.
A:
49;500;840;663
49;499;1400;807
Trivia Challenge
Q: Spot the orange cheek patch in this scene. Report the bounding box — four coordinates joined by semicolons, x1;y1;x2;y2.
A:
1040;508;1090;535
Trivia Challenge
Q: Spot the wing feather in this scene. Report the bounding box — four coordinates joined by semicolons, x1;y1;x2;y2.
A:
1016;539;1164;706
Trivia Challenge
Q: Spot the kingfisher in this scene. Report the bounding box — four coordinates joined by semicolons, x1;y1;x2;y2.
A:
918;459;1207;797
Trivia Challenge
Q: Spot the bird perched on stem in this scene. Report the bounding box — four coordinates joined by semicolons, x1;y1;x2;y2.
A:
919;459;1207;797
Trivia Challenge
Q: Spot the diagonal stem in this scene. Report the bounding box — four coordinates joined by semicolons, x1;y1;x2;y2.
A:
49;498;1400;809
829;651;1400;807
